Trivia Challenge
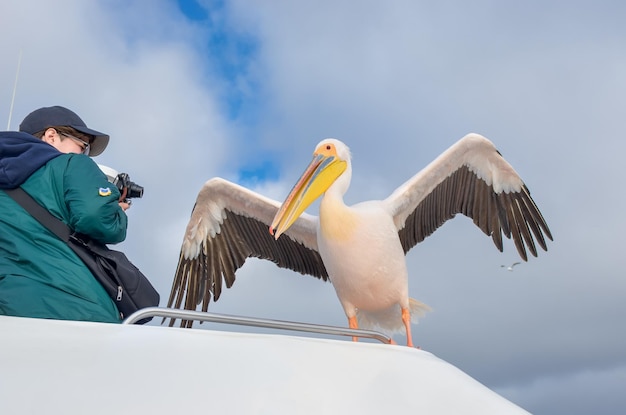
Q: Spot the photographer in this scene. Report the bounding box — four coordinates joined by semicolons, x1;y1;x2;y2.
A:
0;106;129;323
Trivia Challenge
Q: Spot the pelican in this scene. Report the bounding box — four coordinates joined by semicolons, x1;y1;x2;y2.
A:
167;133;552;347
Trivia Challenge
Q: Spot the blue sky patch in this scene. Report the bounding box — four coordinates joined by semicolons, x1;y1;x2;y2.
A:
237;160;280;187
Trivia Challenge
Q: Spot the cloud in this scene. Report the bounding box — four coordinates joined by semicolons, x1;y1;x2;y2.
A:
495;364;626;415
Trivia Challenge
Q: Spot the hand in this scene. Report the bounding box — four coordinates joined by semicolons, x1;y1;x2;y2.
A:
119;202;131;211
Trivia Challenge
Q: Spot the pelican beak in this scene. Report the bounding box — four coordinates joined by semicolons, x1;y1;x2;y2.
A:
270;150;346;239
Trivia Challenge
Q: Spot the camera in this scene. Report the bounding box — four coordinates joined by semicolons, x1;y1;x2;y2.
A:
98;165;144;203
115;172;144;201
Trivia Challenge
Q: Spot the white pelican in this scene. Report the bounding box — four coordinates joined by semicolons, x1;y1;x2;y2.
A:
167;134;552;347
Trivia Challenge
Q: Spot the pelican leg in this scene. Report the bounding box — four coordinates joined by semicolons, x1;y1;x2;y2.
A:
402;308;414;348
348;316;359;342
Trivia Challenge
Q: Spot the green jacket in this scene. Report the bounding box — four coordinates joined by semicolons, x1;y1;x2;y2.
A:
0;131;127;323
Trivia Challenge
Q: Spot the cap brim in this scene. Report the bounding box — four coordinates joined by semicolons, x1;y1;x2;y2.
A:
73;125;109;157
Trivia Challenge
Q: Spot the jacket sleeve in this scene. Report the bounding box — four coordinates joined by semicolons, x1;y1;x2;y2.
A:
63;155;128;244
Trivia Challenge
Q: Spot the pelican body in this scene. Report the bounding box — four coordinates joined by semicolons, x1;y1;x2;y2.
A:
269;139;429;344
167;134;552;347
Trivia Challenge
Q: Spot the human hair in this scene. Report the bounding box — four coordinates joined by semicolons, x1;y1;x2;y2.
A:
33;126;93;143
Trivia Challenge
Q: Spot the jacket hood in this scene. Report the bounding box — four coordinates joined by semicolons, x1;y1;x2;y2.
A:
0;131;62;189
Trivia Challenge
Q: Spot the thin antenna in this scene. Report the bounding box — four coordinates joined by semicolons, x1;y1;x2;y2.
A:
7;50;23;130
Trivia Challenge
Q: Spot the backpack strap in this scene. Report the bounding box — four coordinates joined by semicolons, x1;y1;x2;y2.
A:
4;187;71;242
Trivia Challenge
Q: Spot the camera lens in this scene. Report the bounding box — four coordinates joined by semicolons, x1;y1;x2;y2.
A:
127;183;144;199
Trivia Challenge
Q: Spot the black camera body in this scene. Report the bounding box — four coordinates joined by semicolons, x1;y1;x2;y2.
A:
114;172;144;201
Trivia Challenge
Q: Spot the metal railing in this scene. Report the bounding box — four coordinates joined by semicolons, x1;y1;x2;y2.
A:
123;307;393;344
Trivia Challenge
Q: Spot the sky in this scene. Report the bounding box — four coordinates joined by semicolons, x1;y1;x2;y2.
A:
1;1;625;413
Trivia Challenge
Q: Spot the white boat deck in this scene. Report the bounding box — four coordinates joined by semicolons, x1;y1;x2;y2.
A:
0;312;530;414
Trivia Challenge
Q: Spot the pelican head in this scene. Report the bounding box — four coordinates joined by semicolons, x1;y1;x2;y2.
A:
270;139;350;239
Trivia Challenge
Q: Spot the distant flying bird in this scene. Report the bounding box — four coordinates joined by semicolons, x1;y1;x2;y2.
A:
501;262;521;271
167;134;552;347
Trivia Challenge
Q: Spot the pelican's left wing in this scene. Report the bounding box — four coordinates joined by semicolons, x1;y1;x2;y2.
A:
167;177;328;327
384;133;552;260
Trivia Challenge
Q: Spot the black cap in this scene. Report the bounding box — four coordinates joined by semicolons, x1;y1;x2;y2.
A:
19;106;110;156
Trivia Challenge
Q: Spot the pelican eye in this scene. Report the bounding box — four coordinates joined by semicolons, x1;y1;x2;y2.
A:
326;145;331;150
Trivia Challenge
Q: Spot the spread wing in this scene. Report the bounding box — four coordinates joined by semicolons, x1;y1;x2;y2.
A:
166;178;328;327
385;133;552;260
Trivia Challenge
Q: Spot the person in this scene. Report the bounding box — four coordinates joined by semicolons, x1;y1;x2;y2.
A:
0;106;128;323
